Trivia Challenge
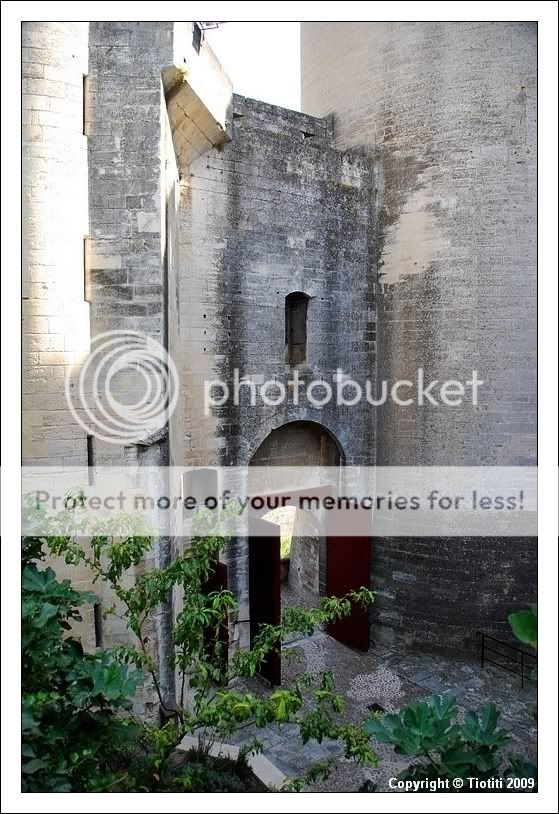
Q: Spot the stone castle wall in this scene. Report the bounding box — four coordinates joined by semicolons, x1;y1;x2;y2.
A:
178;94;376;650
21;22;537;666
22;22;98;649
22;22;90;467
301;21;537;468
179;95;376;470
301;21;537;650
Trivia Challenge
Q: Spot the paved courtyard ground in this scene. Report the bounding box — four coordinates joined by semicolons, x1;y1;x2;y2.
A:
229;632;537;792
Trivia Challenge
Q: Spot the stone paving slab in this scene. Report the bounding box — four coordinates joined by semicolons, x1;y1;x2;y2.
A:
229;633;537;792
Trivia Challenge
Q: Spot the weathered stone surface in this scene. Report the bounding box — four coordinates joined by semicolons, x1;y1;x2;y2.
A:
229;632;537;790
179;94;376;471
302;21;537;468
22;21;537;670
162;62;232;172
302;22;537;648
22;22;90;466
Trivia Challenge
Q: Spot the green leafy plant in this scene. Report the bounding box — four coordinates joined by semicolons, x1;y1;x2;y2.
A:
21;535;142;792
509;604;537;720
22;492;377;791
281;759;335;792
508;607;537;651
363;694;536;791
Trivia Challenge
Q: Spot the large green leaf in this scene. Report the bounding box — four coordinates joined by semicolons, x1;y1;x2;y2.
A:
22;758;49;774
22;566;55;593
508;607;537;650
364;695;458;756
461;703;509;748
34;602;59;628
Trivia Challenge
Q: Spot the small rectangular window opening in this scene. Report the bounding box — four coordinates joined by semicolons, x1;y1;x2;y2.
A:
192;23;203;54
82;75;89;136
83;237;91;303
286;293;309;366
87;435;94;485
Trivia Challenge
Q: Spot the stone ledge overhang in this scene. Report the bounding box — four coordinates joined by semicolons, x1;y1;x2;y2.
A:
162;63;233;174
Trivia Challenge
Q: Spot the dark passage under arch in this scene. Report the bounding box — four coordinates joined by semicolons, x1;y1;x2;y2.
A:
247;421;370;685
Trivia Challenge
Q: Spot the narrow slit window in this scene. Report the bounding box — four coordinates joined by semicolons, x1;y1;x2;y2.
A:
285;292;309;365
83;236;91;302
87;434;94;484
82;74;89;136
192;23;202;54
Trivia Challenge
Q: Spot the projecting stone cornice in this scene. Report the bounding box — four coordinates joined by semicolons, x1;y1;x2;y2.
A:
162;58;232;174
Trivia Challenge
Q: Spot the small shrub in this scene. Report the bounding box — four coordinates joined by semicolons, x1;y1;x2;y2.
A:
21;536;142;792
363;694;537;791
22;494;377;792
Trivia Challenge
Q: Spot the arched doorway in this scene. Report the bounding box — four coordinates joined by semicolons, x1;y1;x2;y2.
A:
262;504;321;612
247;421;370;684
249;419;343;467
249;419;342;601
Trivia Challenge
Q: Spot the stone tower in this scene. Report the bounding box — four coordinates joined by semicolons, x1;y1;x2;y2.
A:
301;22;537;648
22;23;90;467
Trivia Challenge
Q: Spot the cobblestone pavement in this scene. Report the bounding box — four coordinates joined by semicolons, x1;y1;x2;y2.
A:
229;633;537;792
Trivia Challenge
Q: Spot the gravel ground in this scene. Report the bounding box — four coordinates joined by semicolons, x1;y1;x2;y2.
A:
229;633;537;792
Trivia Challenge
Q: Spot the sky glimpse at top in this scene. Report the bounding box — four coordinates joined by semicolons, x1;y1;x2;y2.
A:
206;22;301;112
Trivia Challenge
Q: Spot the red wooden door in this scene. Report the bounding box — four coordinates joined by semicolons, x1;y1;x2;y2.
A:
326;505;371;651
248;515;281;685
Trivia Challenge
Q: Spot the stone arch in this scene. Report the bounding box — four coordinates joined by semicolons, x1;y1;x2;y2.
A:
243;416;347;469
250;419;344;468
248;420;345;599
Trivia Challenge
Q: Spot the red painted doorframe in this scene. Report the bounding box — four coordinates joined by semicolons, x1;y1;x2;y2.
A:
324;500;371;651
248;483;371;661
